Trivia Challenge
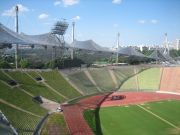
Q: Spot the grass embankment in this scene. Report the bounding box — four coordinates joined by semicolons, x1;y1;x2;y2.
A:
0;103;41;135
41;113;70;135
89;69;115;91
120;68;161;91
5;71;65;103
39;70;82;99
68;71;99;95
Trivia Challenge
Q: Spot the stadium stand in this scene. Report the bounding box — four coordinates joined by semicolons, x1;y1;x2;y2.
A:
5;70;66;103
160;67;180;92
88;68;115;91
0;103;41;134
68;71;100;95
39;70;82;98
119;67;161;91
0;81;47;116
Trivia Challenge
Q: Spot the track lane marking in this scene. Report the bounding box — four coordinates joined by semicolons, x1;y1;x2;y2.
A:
137;105;180;129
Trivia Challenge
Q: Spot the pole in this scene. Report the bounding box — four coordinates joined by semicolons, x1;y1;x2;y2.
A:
165;33;169;54
116;32;120;63
15;5;19;69
71;22;75;60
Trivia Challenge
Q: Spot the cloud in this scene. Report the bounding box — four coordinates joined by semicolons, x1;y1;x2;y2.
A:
38;13;49;19
54;1;61;6
2;4;29;16
112;0;122;4
151;19;158;24
138;20;146;24
63;0;79;6
71;16;80;21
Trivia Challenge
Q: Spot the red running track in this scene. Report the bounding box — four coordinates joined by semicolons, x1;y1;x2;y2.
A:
101;92;180;107
62;93;111;135
62;92;180;135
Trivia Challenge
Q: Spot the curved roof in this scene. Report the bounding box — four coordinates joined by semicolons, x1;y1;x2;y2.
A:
20;33;70;47
118;47;146;57
71;40;110;52
0;23;69;47
0;23;33;45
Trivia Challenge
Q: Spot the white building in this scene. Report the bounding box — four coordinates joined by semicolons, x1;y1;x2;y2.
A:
176;39;180;50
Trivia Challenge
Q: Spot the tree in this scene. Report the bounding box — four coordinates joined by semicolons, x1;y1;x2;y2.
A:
20;59;29;68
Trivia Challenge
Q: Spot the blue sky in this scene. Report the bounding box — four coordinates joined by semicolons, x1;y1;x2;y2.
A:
0;0;180;47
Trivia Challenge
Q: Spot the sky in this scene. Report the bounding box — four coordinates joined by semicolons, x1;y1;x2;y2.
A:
0;0;180;48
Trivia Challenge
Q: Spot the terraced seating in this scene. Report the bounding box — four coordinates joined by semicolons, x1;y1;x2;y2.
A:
68;71;99;95
89;69;115;91
39;70;82;99
119;76;138;91
138;68;161;90
5;71;65;103
120;68;161;91
0;103;41;135
0;81;47;116
160;67;180;92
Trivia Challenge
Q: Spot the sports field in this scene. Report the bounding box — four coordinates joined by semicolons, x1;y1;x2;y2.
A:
99;100;180;135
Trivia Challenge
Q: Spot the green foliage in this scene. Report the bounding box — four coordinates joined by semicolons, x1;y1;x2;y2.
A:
46;57;85;69
20;59;29;68
0;59;12;68
170;49;180;58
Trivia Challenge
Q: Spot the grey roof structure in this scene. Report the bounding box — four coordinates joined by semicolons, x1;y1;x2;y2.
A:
149;49;166;61
0;23;33;45
70;40;110;52
20;33;70;47
0;23;69;47
118;47;146;57
149;49;176;63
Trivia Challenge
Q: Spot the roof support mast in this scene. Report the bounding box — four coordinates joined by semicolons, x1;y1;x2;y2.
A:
116;32;120;63
71;21;75;60
15;5;19;69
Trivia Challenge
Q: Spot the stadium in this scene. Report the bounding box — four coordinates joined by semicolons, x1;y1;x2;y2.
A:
1;1;180;135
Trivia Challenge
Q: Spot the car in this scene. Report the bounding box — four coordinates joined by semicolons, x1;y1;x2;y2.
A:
56;107;63;112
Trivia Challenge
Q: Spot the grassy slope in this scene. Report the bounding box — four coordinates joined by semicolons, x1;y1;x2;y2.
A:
0;70;11;81
89;69;115;91
0;103;41;135
120;76;138;90
39;70;81;98
120;68;161;91
41;113;70;135
99;100;180;135
68;72;99;95
0;81;47;116
5;71;65;103
138;68;161;90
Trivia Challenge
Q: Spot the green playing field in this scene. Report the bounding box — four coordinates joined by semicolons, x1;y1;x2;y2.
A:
99;100;180;135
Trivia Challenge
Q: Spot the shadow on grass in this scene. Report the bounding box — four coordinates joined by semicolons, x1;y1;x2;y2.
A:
84;92;112;135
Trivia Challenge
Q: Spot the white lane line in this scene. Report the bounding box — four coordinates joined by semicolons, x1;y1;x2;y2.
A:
137;105;180;129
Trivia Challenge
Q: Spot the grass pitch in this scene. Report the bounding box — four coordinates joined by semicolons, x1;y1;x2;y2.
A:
99;100;180;135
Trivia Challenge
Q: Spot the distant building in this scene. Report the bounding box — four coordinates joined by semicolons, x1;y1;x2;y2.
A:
176;39;180;50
